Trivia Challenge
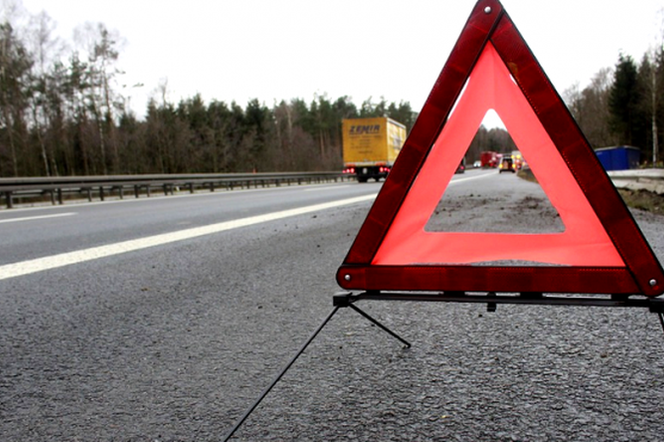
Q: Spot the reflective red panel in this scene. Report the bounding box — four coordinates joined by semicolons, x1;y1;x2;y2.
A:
337;0;664;296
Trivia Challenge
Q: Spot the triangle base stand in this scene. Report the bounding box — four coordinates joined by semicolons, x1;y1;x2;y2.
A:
339;290;664;312
335;290;664;337
222;295;410;442
223;290;664;440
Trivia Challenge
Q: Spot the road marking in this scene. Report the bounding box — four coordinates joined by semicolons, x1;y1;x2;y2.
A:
0;212;76;224
304;185;353;191
449;171;495;185
0;194;377;281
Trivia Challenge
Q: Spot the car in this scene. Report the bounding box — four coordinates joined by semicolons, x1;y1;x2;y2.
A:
499;157;515;173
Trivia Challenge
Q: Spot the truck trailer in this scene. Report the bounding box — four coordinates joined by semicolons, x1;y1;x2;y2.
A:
342;117;406;182
480;151;499;168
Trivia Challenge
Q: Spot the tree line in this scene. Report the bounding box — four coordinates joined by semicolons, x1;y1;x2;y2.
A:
0;3;662;177
0;6;422;177
565;48;664;166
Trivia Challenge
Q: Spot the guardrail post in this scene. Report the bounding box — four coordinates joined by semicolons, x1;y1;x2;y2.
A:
99;186;105;201
57;188;63;205
4;191;12;209
146;185;151;197
188;183;194;194
134;185;140;198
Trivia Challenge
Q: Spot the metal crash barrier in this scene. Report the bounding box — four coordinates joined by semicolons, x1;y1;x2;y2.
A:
0;172;350;209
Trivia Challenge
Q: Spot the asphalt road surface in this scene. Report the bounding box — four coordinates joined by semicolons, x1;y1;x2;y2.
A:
1;169;664;441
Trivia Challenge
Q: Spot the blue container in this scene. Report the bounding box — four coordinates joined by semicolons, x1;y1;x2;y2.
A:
594;146;641;171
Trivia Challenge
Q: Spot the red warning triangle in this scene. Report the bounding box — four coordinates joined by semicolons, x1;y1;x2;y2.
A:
375;43;623;268
336;0;664;297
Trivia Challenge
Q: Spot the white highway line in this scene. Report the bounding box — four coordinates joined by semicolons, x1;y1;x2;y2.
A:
304;185;353;191
0;194;377;281
449;171;495;185
0;212;76;224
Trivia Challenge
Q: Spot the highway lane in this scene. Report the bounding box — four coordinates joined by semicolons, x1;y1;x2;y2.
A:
0;181;382;268
2;169;664;441
0;170;495;272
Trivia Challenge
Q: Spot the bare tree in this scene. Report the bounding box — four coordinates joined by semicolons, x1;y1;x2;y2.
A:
26;10;62;175
74;22;124;174
0;22;32;176
647;8;664;165
565;68;617;147
639;50;662;165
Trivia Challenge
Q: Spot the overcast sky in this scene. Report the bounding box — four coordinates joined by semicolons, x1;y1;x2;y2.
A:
15;0;664;122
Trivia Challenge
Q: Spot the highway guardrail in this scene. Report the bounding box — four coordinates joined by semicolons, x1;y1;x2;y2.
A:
608;169;664;195
0;172;350;209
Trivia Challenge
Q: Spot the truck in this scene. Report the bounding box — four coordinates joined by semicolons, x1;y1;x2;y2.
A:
342;117;407;182
480;151;499;168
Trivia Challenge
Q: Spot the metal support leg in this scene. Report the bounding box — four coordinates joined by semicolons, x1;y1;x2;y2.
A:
333;293;411;348
347;303;411;348
222;306;341;442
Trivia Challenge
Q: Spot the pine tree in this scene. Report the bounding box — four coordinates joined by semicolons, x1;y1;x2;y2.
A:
609;54;646;148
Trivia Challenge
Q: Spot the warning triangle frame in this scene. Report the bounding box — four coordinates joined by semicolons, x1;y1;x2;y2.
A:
336;0;664;297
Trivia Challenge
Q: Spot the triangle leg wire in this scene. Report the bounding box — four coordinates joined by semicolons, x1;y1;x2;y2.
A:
222;306;340;441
